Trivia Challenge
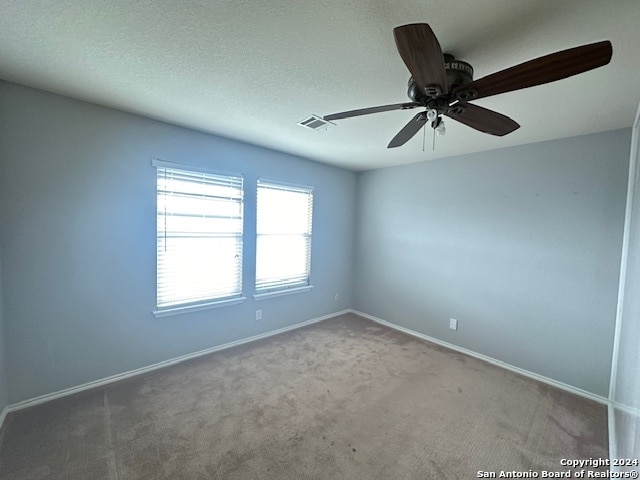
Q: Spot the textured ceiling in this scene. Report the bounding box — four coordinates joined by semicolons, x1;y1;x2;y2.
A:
1;0;639;171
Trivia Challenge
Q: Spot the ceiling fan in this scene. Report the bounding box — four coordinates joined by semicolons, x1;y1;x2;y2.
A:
323;23;612;148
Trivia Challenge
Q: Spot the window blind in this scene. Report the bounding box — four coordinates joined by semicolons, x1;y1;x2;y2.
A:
256;180;313;292
155;162;243;308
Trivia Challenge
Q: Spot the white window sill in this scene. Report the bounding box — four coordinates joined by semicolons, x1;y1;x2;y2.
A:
153;296;246;318
253;285;314;301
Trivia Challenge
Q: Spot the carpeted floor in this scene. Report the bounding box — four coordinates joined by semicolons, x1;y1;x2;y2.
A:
0;313;608;479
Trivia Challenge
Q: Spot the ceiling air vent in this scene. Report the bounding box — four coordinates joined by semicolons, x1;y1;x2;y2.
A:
297;115;335;131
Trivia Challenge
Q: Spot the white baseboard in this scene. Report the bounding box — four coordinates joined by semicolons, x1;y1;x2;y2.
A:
349;309;608;405
2;308;610;419
4;309;351;414
608;402;616;467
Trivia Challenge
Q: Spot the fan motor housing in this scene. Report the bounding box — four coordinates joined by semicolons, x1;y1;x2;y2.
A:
444;54;473;89
407;54;473;103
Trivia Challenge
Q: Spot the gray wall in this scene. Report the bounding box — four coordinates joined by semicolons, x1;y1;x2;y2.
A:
0;77;630;405
611;107;640;463
0;81;356;404
353;129;630;397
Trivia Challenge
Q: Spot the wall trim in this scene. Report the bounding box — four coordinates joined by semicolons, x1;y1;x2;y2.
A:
608;402;617;468
608;103;640;464
610;401;640;418
4;309;350;414
608;401;640;471
0;407;8;432
349;309;608;405
2;308;611;424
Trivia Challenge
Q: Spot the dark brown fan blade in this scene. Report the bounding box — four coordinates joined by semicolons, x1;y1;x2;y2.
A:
323;102;420;121
387;111;428;148
394;23;448;96
453;41;612;101
445;103;519;136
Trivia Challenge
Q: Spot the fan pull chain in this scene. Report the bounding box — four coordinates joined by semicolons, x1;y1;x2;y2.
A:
432;125;436;151
426;109;438;151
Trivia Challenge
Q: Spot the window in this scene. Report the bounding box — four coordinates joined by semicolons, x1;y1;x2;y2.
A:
255;179;313;294
153;159;244;313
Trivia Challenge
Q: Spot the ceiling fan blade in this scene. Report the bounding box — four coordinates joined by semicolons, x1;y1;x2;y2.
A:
387;111;428;148
394;23;448;96
323;102;420;121
445;103;519;136
453;41;612;101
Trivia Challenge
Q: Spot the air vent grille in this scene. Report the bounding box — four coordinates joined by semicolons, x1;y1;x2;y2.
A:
297;115;335;131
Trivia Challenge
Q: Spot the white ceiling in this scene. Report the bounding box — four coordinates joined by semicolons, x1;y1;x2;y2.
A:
1;1;639;171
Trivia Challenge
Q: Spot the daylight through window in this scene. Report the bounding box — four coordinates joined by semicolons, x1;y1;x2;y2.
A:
256;180;313;293
154;160;243;309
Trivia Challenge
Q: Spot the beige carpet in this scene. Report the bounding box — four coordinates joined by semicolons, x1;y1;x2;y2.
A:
0;313;608;479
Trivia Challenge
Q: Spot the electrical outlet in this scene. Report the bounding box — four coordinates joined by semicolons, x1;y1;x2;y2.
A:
334;293;340;302
449;318;458;331
256;309;262;321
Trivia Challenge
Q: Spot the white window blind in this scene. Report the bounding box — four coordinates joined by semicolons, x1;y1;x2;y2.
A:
155;161;243;309
256;180;313;292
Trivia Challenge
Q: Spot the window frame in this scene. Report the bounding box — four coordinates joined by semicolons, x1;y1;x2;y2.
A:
254;178;314;299
152;159;246;317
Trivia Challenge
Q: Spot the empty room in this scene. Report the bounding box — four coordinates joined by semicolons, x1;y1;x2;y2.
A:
1;1;639;478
